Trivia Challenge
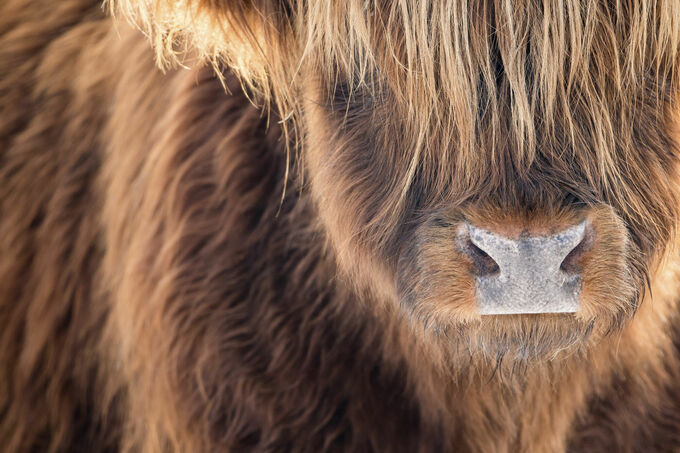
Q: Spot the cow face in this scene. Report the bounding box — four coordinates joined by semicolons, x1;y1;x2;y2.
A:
301;71;677;361
114;0;680;360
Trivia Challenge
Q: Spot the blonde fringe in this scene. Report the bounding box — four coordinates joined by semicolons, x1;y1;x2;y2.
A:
108;0;680;201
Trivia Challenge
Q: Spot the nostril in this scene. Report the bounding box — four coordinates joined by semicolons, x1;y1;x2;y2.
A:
463;238;500;276
560;226;594;274
458;220;590;279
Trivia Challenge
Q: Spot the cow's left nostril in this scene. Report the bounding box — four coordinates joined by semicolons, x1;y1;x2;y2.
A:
560;227;594;274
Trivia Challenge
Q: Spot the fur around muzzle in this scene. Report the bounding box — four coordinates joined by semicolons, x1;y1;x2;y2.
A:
396;205;638;336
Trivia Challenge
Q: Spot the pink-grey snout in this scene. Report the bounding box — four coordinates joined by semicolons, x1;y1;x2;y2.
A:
458;221;593;315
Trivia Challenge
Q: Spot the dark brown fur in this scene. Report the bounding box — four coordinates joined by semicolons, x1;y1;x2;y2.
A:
3;0;680;452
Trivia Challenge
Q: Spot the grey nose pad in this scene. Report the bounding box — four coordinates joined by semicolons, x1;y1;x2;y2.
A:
461;221;588;315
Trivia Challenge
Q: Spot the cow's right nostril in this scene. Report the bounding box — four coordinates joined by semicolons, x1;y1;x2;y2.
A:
461;238;500;276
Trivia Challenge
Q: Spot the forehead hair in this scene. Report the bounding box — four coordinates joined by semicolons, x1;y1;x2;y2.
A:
112;0;680;219
113;0;680;167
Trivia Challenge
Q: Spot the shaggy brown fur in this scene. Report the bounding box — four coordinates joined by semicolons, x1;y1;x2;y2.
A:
3;0;680;451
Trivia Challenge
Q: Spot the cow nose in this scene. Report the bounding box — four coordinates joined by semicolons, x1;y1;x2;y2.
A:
459;221;591;315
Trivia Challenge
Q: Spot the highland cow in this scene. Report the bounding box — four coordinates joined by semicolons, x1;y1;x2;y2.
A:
2;0;680;451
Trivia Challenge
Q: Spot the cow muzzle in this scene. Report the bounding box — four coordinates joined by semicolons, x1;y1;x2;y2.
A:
457;220;594;315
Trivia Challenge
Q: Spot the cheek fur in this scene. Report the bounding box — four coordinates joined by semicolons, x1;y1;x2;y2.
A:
302;94;413;303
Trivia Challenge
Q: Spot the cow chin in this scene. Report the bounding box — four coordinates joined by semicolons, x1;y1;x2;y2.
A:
396;204;641;363
446;315;599;363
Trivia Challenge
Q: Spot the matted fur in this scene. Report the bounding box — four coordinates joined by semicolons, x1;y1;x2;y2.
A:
4;0;680;452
